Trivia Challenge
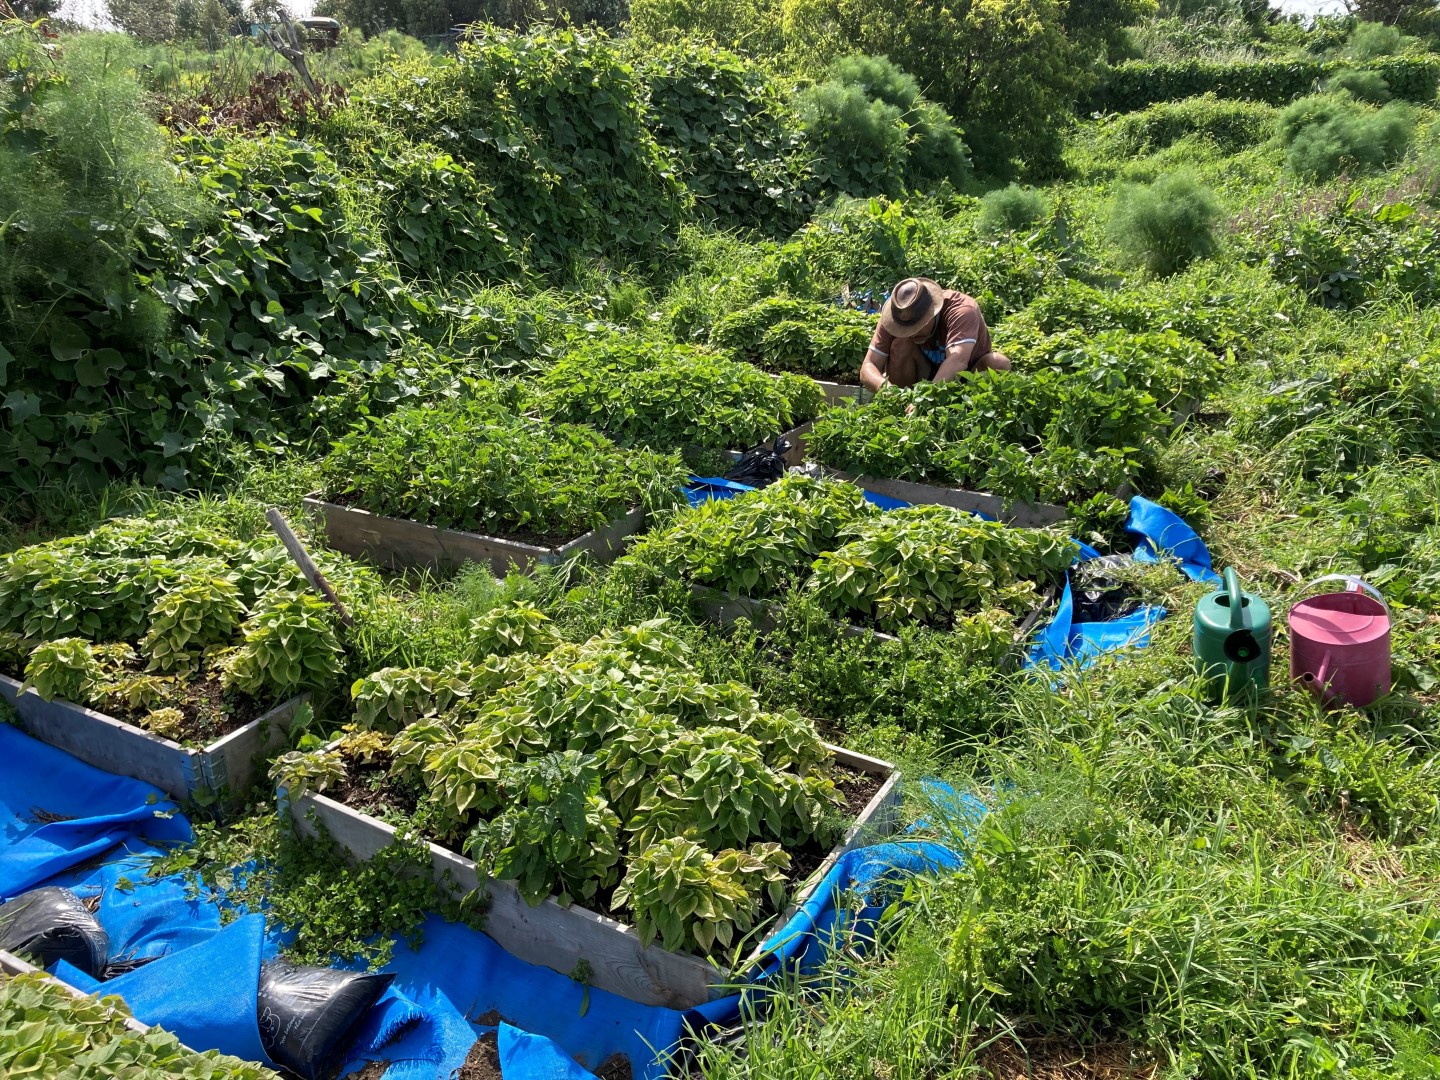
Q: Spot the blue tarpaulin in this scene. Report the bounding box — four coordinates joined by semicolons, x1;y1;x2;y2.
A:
684;477;912;512
1027;495;1219;671
0;724;974;1080
0;723;190;897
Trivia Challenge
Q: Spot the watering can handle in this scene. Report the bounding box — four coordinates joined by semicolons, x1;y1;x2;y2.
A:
1223;566;1244;630
1297;574;1391;619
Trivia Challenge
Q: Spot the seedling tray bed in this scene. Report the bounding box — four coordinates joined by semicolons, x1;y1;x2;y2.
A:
302;495;647;576
283;743;900;1010
0;673;306;802
823;469;1069;527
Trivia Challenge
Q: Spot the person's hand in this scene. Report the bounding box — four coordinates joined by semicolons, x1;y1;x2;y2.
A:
905;402;917;417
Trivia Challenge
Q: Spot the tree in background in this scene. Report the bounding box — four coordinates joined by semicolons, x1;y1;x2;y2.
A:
782;0;1082;177
6;1;64;17
1066;0;1157;61
316;0;627;35
629;0;782;53
105;0;179;41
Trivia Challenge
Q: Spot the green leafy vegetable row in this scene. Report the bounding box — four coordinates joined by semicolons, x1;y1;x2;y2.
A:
536;334;824;461
625;476;1075;630
320;392;687;542
274;618;845;954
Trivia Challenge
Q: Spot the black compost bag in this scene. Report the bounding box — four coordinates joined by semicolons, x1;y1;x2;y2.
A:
256;961;395;1080
0;886;109;978
1072;554;1143;623
725;436;790;488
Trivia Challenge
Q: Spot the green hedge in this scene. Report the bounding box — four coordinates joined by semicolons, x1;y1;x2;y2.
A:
1086;56;1440;114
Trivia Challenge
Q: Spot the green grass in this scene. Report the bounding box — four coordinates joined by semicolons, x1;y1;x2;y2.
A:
5;16;1440;1080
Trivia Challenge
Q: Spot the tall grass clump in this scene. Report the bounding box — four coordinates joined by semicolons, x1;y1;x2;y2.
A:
975;183;1048;237
1107;169;1219;277
1278;93;1417;179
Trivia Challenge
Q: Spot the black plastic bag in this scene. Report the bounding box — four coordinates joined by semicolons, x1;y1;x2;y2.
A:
256;961;395;1080
725;436;790;488
0;886;109;978
1072;555;1143;623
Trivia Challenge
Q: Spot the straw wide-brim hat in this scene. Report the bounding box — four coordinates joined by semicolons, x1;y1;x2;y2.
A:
879;277;945;339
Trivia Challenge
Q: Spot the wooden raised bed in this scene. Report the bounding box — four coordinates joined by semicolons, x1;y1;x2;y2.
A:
283;744;900;1010
822;469;1069;527
767;372;872;408
302;496;647;576
0;674;306;802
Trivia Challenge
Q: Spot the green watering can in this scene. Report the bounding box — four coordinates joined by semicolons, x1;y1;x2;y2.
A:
1193;567;1272;703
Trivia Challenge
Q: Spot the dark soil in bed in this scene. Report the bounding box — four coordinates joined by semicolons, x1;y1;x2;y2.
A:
2;660;268;748
454;1032;502;1080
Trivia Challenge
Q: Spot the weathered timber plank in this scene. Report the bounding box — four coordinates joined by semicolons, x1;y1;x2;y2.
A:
0;675;304;801
304;495;645;576
0;950;153;1035
1;675;196;798
688;583;899;643
201;695;309;795
291;793;720;1009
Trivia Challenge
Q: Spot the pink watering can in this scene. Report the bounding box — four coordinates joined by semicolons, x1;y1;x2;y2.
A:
1288;575;1392;708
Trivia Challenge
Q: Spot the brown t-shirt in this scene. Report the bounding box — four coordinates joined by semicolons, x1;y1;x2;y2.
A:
867;291;991;375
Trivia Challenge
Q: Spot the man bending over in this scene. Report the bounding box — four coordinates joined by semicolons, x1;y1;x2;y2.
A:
859;277;1010;393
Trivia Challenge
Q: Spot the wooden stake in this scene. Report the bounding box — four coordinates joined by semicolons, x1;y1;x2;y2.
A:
265;508;354;627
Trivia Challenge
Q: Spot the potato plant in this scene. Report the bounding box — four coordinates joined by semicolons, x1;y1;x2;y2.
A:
273;621;845;954
809;366;1167;505
710;297;877;381
321;395;686;541
809;508;1077;631
624;474;878;596
537;334;824;458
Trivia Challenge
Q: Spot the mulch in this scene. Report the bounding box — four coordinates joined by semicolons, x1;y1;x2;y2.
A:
975;1034;1156;1080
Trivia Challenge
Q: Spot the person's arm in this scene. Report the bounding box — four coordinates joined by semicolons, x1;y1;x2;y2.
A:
859;345;890;393
932;297;981;383
933;341;977;382
859;325;894;394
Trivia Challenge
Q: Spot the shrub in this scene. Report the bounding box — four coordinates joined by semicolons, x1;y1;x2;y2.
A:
1108;170;1220;277
976;184;1049;238
796;54;970;197
636;43;815;234
320;395;687;540
1257;194;1440;308
1107;93;1277;155
1343;21;1408;62
796;79;909;196
1325;67;1392;103
1278;94;1416;180
824;54;971;190
336;27;689;273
